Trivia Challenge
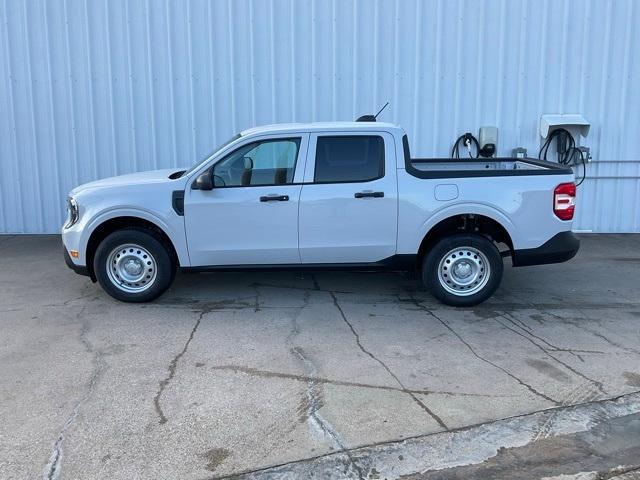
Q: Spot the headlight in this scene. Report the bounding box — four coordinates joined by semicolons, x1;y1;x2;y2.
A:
65;197;79;228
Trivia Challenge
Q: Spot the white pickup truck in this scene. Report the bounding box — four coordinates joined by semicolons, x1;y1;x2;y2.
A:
62;122;579;306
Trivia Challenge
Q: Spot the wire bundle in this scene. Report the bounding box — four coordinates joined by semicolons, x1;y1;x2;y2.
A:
538;128;586;186
451;133;480;159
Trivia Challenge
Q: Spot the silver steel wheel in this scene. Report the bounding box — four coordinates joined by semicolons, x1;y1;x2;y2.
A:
106;243;157;293
437;246;490;296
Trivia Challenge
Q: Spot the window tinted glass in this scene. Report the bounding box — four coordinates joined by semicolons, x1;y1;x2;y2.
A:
212;138;300;187
314;136;384;183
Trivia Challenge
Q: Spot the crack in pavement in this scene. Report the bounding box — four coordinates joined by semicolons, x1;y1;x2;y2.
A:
310;274;321;291
329;291;449;431
253;281;355;295
291;346;364;479
405;295;560;406
206;364;512;398
503;312;607;360
548;308;640;357
497;313;608;398
43;307;105;480
504;313;604;361
285;286;365;479
153;310;203;425
250;283;262;312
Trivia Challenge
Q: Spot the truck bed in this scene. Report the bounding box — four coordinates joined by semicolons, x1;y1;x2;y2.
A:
406;157;574;178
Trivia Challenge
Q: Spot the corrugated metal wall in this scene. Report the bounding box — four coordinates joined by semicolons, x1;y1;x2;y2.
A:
1;0;639;233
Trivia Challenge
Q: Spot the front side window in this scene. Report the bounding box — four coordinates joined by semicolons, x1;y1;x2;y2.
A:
314;135;384;183
212;138;300;187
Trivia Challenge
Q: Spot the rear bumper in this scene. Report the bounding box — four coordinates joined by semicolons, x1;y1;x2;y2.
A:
63;245;91;277
512;231;580;267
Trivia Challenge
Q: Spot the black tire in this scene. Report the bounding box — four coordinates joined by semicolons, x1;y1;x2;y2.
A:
94;228;175;302
422;233;503;307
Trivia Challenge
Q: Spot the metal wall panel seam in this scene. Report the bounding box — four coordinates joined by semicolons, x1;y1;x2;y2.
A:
430;0;442;157
411;0;422;146
226;0;236;132
472;0;485;137
164;0;177;166
290;0;296;122
186;0;197;164
144;0;157;171
21;0;44;232
1;0;21;231
42;0;63;229
269;0;276;123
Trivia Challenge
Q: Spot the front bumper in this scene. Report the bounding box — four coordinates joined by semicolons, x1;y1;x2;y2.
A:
512;231;580;267
63;244;91;278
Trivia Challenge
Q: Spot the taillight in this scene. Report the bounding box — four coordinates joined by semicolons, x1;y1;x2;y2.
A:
553;182;576;220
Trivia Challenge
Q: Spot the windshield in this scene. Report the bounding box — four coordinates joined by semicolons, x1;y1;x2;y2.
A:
182;133;242;177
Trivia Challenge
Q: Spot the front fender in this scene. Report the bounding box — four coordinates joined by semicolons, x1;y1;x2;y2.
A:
80;207;189;267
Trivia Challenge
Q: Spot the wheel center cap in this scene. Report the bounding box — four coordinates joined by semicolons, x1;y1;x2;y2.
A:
124;259;142;276
455;261;472;278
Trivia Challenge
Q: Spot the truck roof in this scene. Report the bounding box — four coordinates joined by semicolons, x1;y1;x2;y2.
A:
241;121;402;136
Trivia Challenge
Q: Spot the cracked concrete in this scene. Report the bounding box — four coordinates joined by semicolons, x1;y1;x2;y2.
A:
43;307;105;480
0;234;639;479
153;310;204;425
330;290;449;430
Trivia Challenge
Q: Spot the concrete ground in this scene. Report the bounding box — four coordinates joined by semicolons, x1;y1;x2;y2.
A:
0;234;639;480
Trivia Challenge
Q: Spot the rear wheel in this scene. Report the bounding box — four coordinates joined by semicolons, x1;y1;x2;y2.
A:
94;228;175;302
422;233;503;307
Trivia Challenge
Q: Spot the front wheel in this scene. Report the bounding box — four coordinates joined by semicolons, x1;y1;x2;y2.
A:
422;234;503;307
94;228;176;302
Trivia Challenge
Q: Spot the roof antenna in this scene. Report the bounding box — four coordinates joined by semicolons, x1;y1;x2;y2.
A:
374;102;389;119
355;102;389;122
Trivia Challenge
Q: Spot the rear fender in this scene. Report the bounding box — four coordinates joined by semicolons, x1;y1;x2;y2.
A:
416;203;519;251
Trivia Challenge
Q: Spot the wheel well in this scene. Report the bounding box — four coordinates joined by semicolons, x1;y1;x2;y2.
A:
417;214;513;269
86;216;179;280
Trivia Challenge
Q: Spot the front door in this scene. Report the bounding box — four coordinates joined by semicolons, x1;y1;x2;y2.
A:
184;135;308;266
298;132;398;263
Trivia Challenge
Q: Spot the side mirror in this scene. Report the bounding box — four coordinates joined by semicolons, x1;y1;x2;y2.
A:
193;171;214;190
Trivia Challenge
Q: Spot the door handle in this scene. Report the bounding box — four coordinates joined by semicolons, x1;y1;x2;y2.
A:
354;191;384;198
260;195;289;202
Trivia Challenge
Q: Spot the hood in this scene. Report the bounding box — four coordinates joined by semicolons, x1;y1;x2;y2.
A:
70;169;184;195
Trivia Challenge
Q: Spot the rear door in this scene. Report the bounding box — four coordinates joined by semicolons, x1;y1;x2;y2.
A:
298;132;398;263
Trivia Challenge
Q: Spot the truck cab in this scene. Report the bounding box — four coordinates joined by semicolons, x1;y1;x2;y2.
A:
63;122;579;306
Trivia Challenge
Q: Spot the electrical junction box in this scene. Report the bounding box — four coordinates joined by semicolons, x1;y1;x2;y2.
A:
540;114;590;140
539;114;591;164
540;113;591;147
512;147;528;159
478;126;498;157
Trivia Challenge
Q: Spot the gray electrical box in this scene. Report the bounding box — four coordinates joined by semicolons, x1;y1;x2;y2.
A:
539;114;591;164
479;126;498;157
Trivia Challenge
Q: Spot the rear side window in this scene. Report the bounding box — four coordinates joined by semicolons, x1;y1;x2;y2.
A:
314;136;384;183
